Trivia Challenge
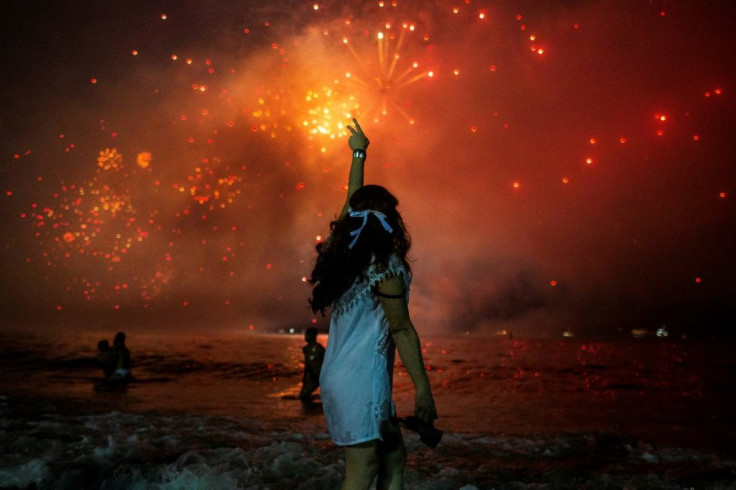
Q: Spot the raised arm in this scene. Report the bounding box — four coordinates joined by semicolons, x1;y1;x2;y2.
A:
377;275;437;424
338;118;370;219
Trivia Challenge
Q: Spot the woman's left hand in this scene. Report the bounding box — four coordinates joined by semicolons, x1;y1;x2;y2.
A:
347;118;370;151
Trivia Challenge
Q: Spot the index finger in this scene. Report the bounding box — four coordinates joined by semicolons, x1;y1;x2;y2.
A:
352;118;363;133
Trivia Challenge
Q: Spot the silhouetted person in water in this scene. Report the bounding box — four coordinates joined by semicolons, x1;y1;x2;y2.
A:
300;327;325;402
108;331;132;382
96;339;116;379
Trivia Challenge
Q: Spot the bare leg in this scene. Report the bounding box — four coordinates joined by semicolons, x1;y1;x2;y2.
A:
377;421;407;490
343;441;379;490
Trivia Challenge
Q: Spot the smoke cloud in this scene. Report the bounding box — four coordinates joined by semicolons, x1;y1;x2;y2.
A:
1;0;734;337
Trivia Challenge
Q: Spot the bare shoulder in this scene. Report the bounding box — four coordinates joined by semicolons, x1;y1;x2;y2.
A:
376;275;405;296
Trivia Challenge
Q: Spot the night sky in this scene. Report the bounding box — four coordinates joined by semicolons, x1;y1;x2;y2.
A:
1;0;734;337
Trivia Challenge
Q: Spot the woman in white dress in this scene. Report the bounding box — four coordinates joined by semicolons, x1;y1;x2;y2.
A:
309;119;437;489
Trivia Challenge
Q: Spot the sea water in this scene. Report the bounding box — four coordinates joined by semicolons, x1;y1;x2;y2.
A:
1;329;735;489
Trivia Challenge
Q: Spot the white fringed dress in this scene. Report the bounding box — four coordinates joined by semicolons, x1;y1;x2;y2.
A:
319;254;410;445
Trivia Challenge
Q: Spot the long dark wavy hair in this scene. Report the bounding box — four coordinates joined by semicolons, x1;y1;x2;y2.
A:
309;185;411;314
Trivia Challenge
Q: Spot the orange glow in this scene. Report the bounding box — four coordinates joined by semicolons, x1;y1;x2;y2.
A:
8;3;732;325
136;152;152;168
97;148;122;170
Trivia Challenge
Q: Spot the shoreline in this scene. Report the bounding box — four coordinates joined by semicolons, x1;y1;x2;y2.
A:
1;392;734;489
1;330;735;488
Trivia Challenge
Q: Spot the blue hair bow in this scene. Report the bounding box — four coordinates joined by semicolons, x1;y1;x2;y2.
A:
347;209;394;249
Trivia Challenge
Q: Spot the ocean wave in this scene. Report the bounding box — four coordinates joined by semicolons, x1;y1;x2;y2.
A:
1;395;734;489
